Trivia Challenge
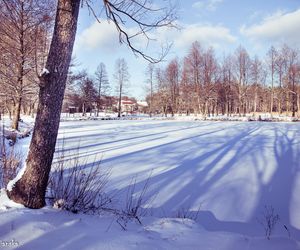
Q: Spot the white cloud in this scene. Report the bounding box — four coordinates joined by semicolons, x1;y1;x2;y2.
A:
241;9;300;47
75;20;146;53
75;20;120;52
192;0;223;12
167;23;237;50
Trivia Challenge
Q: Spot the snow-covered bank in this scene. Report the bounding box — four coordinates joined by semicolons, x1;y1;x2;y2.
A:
0;199;299;250
1;116;34;146
0;117;32;190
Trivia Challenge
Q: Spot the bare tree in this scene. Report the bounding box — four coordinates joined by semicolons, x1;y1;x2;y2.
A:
145;63;155;117
250;56;266;113
63;69;88;113
202;48;218;116
234;46;251;115
283;46;299;117
154;67;169;116
114;58;130;117
165;58;180;116
267;46;277;115
218;54;235;116
80;76;97;116
184;41;203;114
95;62;110;115
274;47;287;113
180;58;194;115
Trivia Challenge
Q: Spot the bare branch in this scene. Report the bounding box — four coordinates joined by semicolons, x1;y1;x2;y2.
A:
83;0;177;63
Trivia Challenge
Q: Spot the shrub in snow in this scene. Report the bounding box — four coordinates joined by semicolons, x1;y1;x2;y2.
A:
116;175;154;230
48;146;111;214
0;131;22;188
257;205;280;240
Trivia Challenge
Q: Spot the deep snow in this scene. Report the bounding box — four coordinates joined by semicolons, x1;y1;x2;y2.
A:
1;119;300;249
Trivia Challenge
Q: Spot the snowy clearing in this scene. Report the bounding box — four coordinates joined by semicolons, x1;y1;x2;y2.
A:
1;119;300;249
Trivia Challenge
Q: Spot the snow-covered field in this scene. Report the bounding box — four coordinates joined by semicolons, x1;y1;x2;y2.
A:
1;119;300;249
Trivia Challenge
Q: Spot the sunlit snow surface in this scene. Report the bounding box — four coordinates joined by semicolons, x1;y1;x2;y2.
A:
1;119;300;249
55;120;300;234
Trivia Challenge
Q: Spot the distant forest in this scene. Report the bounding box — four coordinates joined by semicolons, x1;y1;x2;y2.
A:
145;42;300;117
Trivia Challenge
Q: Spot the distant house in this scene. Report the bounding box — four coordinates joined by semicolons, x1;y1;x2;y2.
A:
68;106;78;114
113;97;149;114
137;101;148;113
122;100;136;113
115;98;137;114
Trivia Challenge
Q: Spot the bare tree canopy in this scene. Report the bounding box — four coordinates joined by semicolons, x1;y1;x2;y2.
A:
0;0;54;130
114;58;130;117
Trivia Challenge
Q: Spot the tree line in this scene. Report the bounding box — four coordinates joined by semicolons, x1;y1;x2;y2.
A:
146;42;300;117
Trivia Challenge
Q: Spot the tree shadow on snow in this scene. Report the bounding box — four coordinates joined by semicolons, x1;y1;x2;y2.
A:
47;121;300;242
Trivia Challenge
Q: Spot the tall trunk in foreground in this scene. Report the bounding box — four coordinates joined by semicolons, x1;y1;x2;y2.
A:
8;0;81;208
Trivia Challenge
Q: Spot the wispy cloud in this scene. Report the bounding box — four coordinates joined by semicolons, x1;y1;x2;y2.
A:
240;9;300;47
75;20;120;52
74;20;145;53
156;22;236;50
192;0;223;12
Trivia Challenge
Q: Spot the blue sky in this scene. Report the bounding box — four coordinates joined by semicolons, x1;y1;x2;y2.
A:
73;0;300;99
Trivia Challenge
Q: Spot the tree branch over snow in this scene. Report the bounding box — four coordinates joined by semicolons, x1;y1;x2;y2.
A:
84;0;177;63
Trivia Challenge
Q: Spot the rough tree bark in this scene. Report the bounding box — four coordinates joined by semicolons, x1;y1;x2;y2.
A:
8;0;81;208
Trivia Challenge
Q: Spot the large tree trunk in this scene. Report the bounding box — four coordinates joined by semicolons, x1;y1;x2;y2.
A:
7;0;81;208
